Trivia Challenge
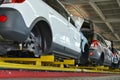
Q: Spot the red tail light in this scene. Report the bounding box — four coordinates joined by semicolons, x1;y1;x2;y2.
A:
2;0;25;4
0;15;7;23
113;52;117;58
91;40;98;48
89;51;94;56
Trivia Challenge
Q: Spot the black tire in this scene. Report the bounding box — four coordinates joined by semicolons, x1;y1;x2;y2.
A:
112;60;120;69
79;44;89;65
116;58;120;68
25;25;43;57
118;60;120;68
97;54;104;66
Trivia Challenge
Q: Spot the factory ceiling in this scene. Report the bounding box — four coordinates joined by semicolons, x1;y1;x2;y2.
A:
60;0;120;49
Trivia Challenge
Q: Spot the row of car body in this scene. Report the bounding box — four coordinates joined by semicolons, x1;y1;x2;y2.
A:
0;0;91;66
0;0;119;68
111;48;120;68
80;20;120;68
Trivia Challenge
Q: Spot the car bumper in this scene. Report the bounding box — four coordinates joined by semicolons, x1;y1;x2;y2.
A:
0;8;30;42
88;49;101;64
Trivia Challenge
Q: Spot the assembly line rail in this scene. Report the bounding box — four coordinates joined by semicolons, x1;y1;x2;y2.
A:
0;55;119;73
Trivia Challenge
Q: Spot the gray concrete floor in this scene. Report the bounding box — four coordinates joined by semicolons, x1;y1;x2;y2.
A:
0;76;120;80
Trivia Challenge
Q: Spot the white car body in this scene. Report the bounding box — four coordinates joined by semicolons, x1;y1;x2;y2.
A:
0;0;88;60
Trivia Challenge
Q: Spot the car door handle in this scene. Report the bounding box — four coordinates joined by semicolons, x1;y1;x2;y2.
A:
74;35;77;40
49;11;54;15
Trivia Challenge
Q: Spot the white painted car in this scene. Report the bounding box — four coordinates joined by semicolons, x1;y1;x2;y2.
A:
0;0;89;62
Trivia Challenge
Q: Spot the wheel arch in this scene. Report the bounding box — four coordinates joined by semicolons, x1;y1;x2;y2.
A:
81;41;89;53
29;17;53;53
79;43;89;65
29;17;51;31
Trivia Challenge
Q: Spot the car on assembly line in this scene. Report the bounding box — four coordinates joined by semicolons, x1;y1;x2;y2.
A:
88;32;114;67
105;39;120;68
111;48;120;68
118;50;120;68
0;0;89;64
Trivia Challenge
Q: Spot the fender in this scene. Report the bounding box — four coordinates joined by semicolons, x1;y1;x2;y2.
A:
29;17;51;31
29;17;53;53
80;32;88;53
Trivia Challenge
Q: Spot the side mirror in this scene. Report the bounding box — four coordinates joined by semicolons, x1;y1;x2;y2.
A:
105;40;113;51
68;17;70;22
75;17;84;31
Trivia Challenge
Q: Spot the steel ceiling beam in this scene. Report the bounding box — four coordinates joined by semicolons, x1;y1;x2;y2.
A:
92;0;112;2
60;0;88;4
93;19;120;23
117;0;120;7
106;18;120;22
114;41;120;49
61;0;112;4
70;5;89;18
88;1;120;40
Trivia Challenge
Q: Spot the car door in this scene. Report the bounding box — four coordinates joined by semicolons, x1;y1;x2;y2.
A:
42;0;80;58
57;3;82;56
67;17;82;53
99;36;112;65
42;0;68;52
56;1;81;57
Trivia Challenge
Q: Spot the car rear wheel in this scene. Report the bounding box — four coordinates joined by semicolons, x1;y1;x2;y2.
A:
97;54;104;66
25;25;43;57
79;44;89;65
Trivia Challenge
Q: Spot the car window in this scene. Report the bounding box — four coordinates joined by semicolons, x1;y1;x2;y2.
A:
97;34;107;47
42;0;75;26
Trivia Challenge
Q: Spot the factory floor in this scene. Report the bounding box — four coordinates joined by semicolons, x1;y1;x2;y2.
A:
1;76;120;80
